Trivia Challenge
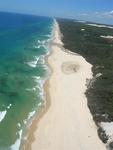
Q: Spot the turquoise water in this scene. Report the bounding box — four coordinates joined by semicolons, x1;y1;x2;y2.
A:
0;12;53;150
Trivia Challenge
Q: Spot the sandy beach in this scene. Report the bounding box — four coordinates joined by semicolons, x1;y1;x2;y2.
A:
25;20;106;150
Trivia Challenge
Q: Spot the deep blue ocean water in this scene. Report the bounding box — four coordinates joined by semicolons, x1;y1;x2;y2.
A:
0;12;53;150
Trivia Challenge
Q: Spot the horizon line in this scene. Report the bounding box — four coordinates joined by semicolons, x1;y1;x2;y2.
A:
0;10;113;26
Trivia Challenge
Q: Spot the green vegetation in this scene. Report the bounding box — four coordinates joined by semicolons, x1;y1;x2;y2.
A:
58;19;113;143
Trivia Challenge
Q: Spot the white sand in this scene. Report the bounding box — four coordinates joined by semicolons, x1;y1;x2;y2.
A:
30;20;106;150
100;122;113;148
100;35;113;39
87;23;113;29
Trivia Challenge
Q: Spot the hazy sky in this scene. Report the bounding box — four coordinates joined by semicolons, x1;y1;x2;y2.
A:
0;0;113;24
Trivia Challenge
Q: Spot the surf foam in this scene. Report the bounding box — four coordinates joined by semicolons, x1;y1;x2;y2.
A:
0;110;7;122
10;130;22;150
26;56;39;68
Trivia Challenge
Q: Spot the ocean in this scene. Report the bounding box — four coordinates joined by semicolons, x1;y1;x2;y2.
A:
0;12;53;150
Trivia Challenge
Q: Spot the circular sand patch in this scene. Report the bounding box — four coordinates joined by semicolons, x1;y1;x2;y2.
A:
61;61;79;74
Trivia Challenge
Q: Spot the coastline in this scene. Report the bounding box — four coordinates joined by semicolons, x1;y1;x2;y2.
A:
23;79;51;150
22;21;55;150
24;20;106;150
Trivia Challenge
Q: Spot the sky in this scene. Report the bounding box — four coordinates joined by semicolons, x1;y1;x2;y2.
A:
0;0;113;25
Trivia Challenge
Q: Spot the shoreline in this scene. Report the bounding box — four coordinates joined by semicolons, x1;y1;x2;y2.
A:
23;79;51;150
22;20;55;150
24;20;106;150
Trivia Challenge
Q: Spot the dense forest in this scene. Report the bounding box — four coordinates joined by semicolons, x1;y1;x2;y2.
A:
58;19;113;143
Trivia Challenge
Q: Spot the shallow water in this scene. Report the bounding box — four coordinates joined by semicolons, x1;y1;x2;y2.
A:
0;12;53;150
